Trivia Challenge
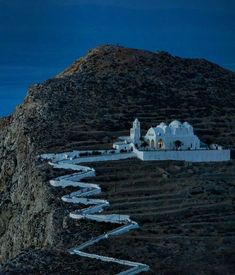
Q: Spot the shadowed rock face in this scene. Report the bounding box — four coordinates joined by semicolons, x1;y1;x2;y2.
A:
0;45;235;274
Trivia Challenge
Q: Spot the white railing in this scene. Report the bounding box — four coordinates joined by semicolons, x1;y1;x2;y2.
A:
40;152;149;275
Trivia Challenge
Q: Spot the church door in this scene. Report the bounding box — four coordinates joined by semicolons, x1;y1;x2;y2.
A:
157;139;164;149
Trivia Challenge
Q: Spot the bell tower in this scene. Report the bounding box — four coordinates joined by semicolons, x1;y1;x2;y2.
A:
130;118;141;145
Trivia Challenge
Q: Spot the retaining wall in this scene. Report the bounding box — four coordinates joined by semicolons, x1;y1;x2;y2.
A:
71;152;135;163
41;151;134;162
134;149;230;162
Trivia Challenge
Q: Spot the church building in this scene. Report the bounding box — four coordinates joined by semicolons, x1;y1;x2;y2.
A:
112;118;230;162
144;120;200;150
130;118;200;150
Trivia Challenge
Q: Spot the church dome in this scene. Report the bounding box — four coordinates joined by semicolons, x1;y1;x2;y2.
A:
183;121;191;127
169;120;182;128
154;126;164;135
183;121;193;134
159;122;167;127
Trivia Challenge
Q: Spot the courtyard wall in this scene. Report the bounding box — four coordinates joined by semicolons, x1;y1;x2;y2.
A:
134;148;230;162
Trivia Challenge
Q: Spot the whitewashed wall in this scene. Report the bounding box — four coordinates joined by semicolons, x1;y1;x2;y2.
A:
135;149;230;162
41;147;230;164
41;151;135;163
40;149;130;162
75;152;135;163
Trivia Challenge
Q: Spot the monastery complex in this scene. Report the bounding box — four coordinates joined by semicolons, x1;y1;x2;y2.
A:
113;119;230;162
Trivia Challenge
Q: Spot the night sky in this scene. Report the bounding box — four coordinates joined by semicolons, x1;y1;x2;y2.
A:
0;0;234;116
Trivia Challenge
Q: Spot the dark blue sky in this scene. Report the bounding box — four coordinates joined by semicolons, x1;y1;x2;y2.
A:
0;0;234;116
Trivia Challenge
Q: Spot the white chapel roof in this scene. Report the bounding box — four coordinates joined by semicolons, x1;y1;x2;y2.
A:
146;120;194;136
158;122;167;128
169;120;182;128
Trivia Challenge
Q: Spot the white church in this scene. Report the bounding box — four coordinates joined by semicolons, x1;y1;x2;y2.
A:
131;118;200;150
113;118;230;162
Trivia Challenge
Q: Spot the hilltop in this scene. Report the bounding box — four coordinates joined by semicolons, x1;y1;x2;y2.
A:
3;45;235;153
0;45;235;274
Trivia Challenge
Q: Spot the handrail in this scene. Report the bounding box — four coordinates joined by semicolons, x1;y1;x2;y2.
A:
41;152;149;275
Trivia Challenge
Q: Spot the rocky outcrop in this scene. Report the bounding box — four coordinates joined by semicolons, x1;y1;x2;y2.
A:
0;113;61;262
0;45;235;274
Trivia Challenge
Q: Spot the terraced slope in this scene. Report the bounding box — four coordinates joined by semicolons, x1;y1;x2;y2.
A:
2;156;234;274
83;159;235;274
0;45;235;274
41;153;149;274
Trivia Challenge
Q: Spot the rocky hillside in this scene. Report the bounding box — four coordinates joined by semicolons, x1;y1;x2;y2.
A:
0;45;235;274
